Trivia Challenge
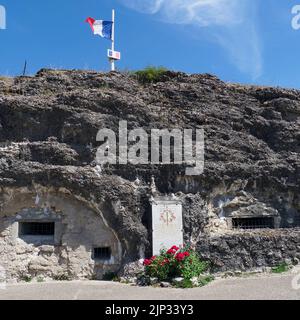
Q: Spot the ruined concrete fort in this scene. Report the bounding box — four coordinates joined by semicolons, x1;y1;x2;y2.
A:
0;69;299;281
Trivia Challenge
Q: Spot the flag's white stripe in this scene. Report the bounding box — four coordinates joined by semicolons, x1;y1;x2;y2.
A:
93;20;104;37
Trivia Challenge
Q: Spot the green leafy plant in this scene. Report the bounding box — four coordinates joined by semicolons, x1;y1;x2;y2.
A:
180;251;208;280
21;275;32;283
198;275;214;287
143;245;209;283
53;273;71;281
174;279;194;289
102;271;119;281
272;263;290;274
135;66;168;84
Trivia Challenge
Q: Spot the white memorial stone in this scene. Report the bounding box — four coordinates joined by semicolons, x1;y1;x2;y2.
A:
151;197;183;255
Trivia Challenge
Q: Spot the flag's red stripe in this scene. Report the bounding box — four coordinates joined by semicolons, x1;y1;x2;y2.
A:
85;17;95;31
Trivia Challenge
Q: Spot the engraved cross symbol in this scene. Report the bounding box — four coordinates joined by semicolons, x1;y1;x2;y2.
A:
160;208;176;225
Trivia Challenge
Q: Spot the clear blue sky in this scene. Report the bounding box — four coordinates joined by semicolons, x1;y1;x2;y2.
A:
1;0;300;88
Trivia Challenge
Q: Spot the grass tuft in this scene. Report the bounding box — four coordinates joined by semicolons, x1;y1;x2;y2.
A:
135;66;169;84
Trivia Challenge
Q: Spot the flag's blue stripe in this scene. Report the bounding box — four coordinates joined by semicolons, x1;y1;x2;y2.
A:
102;21;113;40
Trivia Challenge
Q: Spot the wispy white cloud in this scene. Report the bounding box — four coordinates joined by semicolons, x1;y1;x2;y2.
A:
121;0;262;79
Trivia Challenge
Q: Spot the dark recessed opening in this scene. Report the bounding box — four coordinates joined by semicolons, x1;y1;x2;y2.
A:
93;247;111;260
19;222;55;236
294;216;300;227
232;217;274;230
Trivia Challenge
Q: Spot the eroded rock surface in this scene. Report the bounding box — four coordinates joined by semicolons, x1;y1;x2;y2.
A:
0;69;299;278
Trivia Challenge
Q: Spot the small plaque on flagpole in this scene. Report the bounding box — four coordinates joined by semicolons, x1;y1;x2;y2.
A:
108;49;121;60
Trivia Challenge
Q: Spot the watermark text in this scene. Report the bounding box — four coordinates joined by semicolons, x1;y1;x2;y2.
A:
292;5;300;30
0;5;6;30
96;121;204;176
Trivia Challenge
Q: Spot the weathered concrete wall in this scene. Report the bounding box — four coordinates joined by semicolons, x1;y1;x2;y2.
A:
0;188;121;281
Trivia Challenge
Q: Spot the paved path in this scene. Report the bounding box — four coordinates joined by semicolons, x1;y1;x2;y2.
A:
1;272;300;300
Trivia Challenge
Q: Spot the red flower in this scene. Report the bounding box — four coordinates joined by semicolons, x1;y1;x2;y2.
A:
167;245;180;255
143;259;152;266
183;251;190;257
167;248;176;255
150;256;156;261
175;252;186;262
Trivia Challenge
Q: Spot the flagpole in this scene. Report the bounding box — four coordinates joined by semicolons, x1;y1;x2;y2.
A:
111;9;115;71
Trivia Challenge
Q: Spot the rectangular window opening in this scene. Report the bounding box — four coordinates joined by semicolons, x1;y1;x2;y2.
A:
19;222;55;236
232;217;274;230
93;247;111;260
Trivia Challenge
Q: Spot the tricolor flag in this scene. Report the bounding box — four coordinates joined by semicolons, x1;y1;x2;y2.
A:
85;17;113;40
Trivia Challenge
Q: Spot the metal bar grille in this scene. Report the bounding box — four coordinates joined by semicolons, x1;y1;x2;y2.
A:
20;222;55;236
232;217;274;230
93;247;111;260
